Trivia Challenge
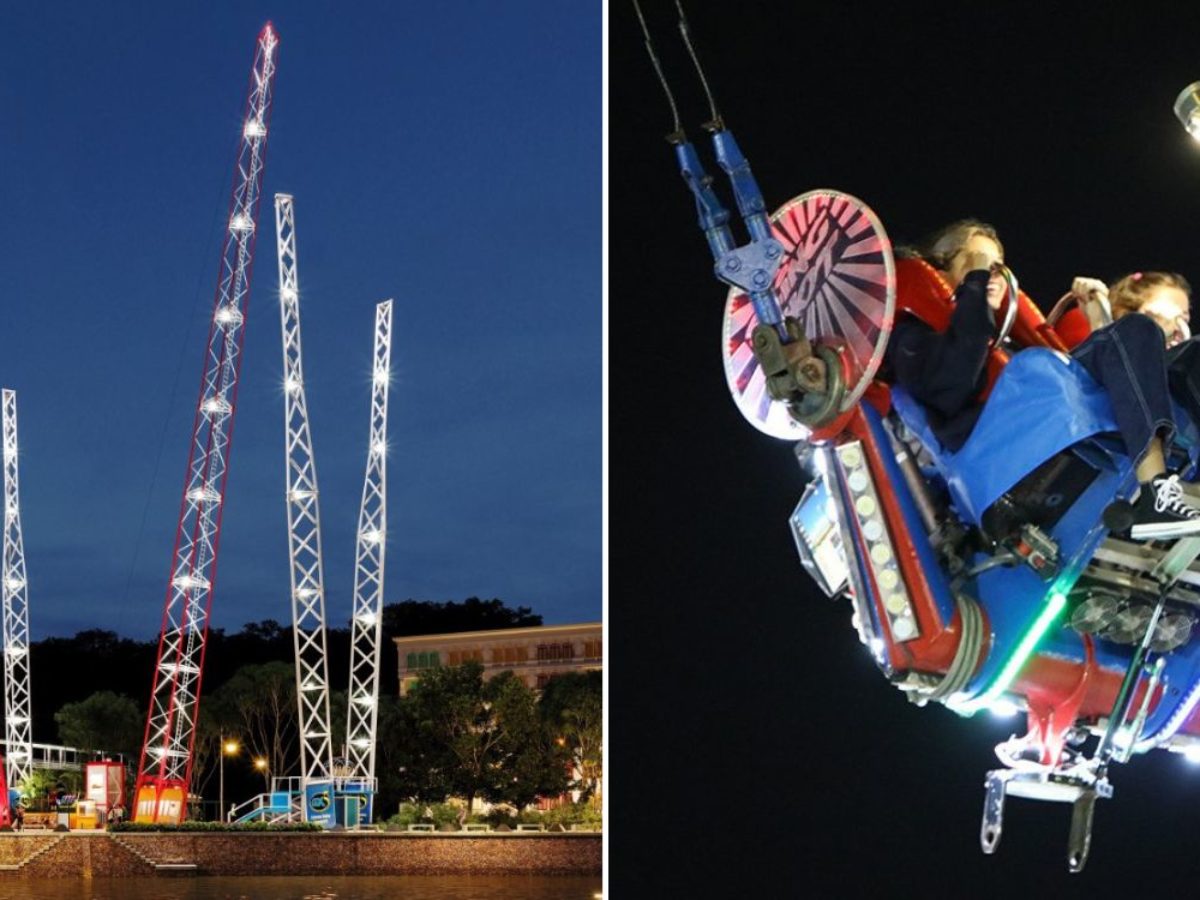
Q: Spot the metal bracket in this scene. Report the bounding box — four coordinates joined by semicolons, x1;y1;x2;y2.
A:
980;766;1111;873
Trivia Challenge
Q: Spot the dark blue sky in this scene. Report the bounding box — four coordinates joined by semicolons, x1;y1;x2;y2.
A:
0;2;600;639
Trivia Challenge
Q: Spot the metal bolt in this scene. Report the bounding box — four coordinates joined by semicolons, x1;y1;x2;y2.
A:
752;270;768;288
765;243;781;260
724;257;742;272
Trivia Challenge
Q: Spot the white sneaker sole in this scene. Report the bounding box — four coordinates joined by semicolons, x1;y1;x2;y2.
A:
1130;518;1200;540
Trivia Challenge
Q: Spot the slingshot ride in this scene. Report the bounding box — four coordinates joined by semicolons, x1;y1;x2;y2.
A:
638;3;1200;872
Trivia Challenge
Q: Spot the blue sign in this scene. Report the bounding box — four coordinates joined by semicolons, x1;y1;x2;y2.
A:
304;781;335;828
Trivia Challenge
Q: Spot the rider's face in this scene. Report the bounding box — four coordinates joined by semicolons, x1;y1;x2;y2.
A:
946;234;1005;304
1140;285;1191;347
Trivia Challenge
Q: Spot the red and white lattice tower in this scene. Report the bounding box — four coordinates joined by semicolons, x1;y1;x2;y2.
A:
346;300;393;784
274;193;334;794
1;390;33;789
135;23;279;824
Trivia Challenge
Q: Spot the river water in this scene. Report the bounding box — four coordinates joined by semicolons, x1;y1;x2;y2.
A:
0;875;602;899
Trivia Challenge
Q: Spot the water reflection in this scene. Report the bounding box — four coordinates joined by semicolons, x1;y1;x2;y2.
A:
0;875;602;900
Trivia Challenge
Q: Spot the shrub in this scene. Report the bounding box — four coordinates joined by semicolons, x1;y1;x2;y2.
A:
110;821;322;833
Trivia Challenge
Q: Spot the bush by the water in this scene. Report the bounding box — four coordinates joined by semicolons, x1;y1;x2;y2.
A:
384;802;462;830
110;821;322;833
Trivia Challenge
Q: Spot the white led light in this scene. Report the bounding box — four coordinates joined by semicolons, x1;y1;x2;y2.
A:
989;698;1020;718
244;118;266;138
3;578;24;593
373;369;389;387
372;440;386;456
284;378;301;394
841;447;862;468
877;569;899;590
281;287;297;302
885;594;908;615
862;520;884;542
1185;745;1200;764
354;694;375;706
362;528;384;545
356;611;378;626
215;306;243;325
870;544;892;565
847;471;868;493
230;213;254;232
202;397;231;415
891;616;915;640
869;637;886;657
855;496;877;518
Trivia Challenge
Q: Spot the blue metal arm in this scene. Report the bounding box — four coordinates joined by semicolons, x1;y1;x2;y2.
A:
674;132;785;333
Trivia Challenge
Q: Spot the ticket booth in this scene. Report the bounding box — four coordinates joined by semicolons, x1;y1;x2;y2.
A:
84;761;125;826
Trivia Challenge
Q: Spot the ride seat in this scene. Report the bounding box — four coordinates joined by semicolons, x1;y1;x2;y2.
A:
894;349;1200;525
892;349;1125;525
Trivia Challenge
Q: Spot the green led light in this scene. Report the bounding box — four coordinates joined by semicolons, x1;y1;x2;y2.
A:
949;590;1068;717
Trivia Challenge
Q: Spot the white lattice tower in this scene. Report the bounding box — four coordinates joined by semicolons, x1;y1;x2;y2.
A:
1;390;32;789
275;193;334;788
137;23;279;817
346;300;393;782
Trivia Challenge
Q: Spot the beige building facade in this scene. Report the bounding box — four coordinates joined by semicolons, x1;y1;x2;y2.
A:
395;622;602;696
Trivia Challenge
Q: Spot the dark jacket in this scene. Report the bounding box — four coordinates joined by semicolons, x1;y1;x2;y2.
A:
884;269;996;451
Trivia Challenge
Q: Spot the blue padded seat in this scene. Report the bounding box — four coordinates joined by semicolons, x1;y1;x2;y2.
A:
891;348;1154;525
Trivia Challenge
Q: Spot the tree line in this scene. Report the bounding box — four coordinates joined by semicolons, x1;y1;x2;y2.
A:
32;599;602;816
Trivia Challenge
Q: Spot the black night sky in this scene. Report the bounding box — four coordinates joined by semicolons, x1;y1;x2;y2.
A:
612;3;1200;894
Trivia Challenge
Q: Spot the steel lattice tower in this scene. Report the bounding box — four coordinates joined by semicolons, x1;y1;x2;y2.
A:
346;300;393;782
1;390;32;790
274;194;334;792
136;23;279;822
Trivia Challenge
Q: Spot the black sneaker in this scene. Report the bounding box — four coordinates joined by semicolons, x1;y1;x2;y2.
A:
1129;474;1200;540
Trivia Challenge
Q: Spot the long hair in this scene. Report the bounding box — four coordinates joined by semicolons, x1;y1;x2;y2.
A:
910;219;1004;272
1109;271;1191;319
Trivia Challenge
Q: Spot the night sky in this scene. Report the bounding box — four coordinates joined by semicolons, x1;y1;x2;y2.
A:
0;2;600;640
613;3;1200;894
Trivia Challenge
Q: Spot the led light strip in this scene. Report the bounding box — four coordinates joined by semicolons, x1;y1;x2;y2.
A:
948;590;1068;716
835;441;920;643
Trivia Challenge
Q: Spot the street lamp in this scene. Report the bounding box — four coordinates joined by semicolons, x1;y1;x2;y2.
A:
219;737;239;822
1175;82;1200;141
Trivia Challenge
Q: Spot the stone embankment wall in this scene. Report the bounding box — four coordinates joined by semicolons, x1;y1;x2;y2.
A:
0;833;601;877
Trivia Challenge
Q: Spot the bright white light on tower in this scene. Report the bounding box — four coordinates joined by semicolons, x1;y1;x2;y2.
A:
351;738;371;748
187;487;220;504
989;698;1020;718
244;118;266;138
4;647;26;657
3;578;24;593
356;611;378;627
295;587;318;600
4;505;15;520
230;213;254;232
215;306;243;325
281;287;298;303
354;694;375;706
373;369;389;387
288;488;313;501
362;528;383;545
372;440;386;456
202;397;231;415
285;378;301;394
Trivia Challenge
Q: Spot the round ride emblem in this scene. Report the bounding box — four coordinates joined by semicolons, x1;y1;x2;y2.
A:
722;189;895;440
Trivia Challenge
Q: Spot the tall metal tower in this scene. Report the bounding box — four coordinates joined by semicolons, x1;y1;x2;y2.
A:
274;193;334;797
1;390;32;790
136;22;279;824
346;300;393;783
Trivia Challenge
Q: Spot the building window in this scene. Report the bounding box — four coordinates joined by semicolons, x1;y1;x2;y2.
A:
407;651;440;670
537;644;550;661
449;650;462;665
583;639;601;659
